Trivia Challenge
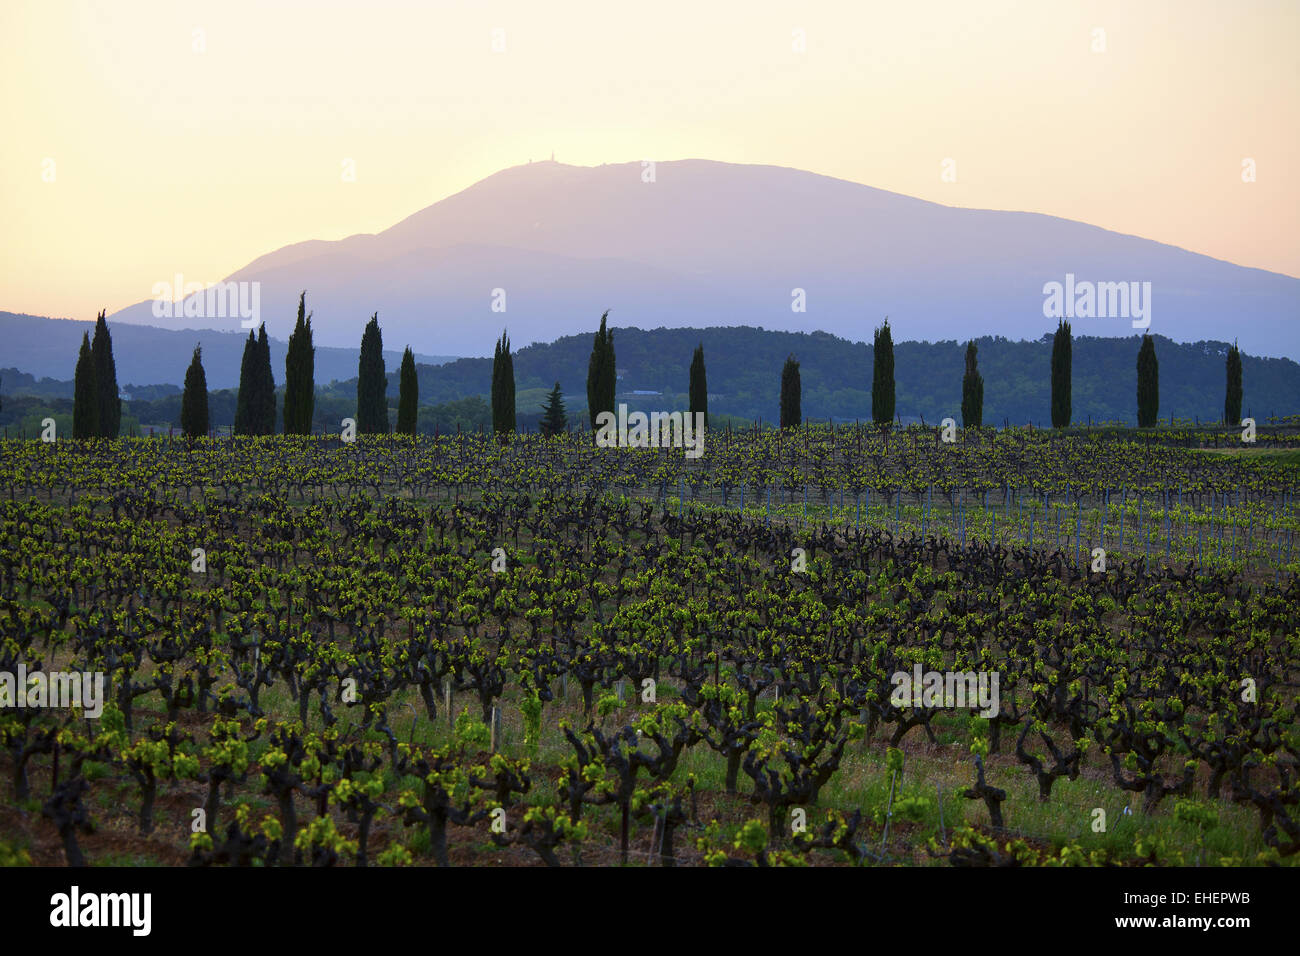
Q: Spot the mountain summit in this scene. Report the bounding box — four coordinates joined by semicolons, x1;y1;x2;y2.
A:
108;159;1300;358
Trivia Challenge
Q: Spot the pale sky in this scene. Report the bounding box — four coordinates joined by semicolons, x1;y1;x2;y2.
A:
2;0;1296;322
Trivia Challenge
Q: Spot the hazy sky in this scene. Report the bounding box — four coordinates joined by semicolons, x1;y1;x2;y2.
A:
2;0;1296;321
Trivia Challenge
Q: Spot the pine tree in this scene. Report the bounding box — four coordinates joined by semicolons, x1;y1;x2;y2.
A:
586;310;615;434
1050;319;1072;428
180;344;209;439
780;354;801;429
539;382;567;437
1136;333;1159;428
396;346;418;436
1224;341;1243;426
961;340;984;428
688;343;709;431
492;330;516;435
356;313;388;434
91;310;120;437
255;324;276;434
73;332;98;439
234;330;258;435
872;319;895;427
283;293;315;434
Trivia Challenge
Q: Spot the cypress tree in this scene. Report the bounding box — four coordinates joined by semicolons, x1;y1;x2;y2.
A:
780;354;801;429
689;343;709;431
586;310;615;434
961;340;984;428
283;293;315;434
1136;333;1159;428
73;332;98;439
539;382;567;437
356;313;388;434
871;319;895;427
1224;341;1243;426
1050;319;1072;428
91;310;120;437
396;346;418;436
255;323;276;434
492;330;516;435
234;330;257;435
180;344;209;439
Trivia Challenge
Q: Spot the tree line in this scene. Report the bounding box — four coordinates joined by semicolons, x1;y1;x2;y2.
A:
67;298;1253;439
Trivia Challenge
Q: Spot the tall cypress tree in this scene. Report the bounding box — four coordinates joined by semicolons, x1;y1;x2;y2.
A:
255;323;276;434
1224;341;1243;426
689;343;708;431
586;310;615;434
539;382;567;437
180;345;209;438
780;354;801;429
396;346;418;436
356;313;387;434
283;293;315;434
234;330;258;435
1136;334;1159;428
91;310;120;437
73;332;98;439
492;330;516;435
1050;319;1072;428
961;340;984;428
871;319;895;427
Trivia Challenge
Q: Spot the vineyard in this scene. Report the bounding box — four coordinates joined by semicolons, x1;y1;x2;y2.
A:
1;425;1298;867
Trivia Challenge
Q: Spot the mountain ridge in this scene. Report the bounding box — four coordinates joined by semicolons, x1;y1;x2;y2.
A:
95;158;1300;359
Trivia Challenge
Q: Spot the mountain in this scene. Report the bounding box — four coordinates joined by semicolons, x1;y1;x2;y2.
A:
103;160;1300;359
0;312;455;390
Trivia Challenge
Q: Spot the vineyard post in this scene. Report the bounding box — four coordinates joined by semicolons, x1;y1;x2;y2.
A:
1119;486;1126;550
766;485;771;527
444;678;452;730
490;705;502;753
1218;492;1224;554
881;768;898;852
1101;489;1108;546
1167;498;1174;561
1248;511;1253;571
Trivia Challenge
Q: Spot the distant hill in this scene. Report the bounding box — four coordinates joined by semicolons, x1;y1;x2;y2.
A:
6;324;1295;429
407;326;1300;427
0;312;457;390
101;159;1300;359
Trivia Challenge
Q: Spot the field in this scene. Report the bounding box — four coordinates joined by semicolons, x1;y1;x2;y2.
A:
1;425;1298;867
